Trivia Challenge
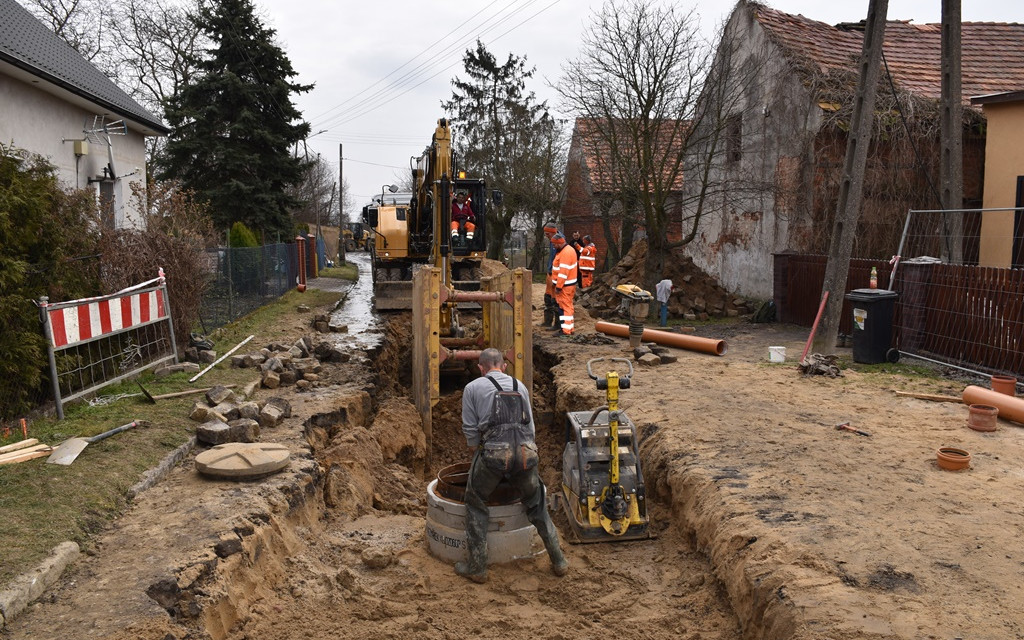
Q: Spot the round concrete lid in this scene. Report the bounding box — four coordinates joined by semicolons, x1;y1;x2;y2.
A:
195;442;291;478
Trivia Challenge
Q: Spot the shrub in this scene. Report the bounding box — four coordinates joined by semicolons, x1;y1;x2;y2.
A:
0;144;102;420
98;181;214;350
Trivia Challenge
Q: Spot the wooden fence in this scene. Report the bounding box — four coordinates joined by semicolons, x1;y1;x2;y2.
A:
773;253;1024;378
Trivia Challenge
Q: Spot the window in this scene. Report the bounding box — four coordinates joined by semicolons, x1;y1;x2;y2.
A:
726;114;742;164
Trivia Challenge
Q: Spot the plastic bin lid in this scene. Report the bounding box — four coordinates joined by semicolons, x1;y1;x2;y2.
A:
846;288;898;300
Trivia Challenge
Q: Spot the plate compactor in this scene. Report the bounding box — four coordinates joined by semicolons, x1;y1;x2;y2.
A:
561;357;650;542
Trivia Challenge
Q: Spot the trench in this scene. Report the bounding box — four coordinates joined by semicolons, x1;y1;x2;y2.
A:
172;309;798;640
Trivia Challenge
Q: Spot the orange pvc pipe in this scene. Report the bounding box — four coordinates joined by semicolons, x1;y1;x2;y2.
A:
595;321;727;356
962;385;1024;423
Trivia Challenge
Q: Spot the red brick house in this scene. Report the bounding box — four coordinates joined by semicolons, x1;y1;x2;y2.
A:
560;117;686;271
683;1;1024;299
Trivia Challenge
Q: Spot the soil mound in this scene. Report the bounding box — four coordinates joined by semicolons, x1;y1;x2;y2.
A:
579;239;752;320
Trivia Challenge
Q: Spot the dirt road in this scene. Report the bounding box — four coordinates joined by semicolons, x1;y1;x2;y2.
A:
3;275;1023;640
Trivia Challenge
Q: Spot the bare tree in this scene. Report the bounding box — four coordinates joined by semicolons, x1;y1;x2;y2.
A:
108;0;207;114
20;0;110;64
289;154;339;230
558;0;715;289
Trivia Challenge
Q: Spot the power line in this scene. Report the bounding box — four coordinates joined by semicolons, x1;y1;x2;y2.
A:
311;0;553;130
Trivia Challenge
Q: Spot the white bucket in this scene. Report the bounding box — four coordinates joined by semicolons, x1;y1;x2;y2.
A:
768;346;786;363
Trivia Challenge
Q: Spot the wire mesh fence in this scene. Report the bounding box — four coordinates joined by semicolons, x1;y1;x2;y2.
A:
199;242;299;332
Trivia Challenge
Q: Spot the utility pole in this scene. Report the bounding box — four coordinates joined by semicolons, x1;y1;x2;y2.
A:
814;0;889;354
940;0;963;263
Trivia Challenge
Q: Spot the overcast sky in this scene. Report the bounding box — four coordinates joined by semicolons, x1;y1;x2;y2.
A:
255;0;1020;218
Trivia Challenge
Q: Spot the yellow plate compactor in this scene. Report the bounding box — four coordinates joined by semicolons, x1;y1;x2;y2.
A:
561;357;650;542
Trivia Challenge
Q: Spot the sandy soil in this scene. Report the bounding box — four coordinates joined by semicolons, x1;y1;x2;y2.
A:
4;272;1024;640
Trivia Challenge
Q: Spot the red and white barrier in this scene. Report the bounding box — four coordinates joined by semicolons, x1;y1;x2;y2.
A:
47;289;167;348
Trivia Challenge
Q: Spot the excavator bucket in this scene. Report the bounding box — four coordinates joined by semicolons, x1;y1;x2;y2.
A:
560;409;651;543
373;280;413;310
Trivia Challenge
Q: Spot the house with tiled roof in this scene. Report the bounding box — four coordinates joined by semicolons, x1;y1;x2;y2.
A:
561;117;687;271
683;0;1024;299
0;0;169;228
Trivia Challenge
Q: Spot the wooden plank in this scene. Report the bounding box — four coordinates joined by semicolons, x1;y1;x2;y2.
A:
893;391;963;403
0;444;52;465
0;438;39;455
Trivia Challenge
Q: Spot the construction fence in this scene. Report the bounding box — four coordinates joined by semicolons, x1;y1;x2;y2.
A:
774;206;1024;378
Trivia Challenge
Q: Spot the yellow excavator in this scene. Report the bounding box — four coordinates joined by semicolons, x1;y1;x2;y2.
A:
561;357;650;542
362;118;489;311
363;118;531;458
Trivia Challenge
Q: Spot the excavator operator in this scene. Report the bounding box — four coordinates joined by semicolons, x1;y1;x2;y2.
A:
451;190;476;244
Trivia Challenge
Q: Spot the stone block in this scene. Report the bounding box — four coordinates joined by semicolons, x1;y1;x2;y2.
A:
199;350;217;363
295;379;312;391
265;396;291;418
230;355;247;368
238;401;260;421
227;418;260;443
637;353;662;367
659;354;678;364
189;402;212;422
196;419;233;445
279;370;298;385
314;321;329;333
258;404;284;428
262;370;281;389
633;346;652;359
212;402;239;421
240;379;260;399
303;373;320;383
206;385;236;405
329;321;349;333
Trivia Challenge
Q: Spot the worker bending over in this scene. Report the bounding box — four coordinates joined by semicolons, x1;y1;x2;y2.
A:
550;233;578;336
456;348;569;583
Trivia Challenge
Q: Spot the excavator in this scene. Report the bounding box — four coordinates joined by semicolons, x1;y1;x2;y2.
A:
362;118;531;458
362;118;490;311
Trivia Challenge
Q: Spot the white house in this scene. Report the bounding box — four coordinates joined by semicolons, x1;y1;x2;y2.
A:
0;0;169;228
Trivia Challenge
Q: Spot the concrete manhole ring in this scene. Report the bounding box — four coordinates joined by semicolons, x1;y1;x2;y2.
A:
195;442;291;479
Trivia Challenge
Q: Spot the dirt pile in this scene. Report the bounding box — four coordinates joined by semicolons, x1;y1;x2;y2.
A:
579;239;752;320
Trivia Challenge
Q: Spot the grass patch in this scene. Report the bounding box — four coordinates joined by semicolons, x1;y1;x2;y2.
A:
0;287;340;585
318;264;358;281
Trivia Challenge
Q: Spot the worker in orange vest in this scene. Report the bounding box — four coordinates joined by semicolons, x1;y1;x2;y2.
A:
550;233;578;336
577;235;596;289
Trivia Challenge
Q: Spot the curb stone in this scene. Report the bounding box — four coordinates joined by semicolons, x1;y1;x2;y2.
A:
127;436;197;501
0;541;79;628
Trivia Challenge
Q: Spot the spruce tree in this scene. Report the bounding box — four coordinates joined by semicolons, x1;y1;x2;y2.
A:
160;0;311;238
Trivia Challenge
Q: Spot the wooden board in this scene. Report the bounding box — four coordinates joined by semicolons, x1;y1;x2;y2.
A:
0;444;53;465
0;438;39;455
893;390;963;403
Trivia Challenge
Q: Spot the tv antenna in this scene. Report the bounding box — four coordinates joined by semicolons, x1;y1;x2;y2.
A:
84;116;126;183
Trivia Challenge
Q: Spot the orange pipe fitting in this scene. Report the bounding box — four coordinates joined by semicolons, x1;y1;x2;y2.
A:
963;385;1024;423
595;321;727;356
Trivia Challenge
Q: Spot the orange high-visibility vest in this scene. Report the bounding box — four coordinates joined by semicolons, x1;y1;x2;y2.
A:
551;244;578;288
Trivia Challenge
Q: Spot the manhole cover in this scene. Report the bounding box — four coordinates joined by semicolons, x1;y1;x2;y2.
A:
195;442;291;478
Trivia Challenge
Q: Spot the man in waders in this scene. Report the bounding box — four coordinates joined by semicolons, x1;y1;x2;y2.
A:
456;348;569;583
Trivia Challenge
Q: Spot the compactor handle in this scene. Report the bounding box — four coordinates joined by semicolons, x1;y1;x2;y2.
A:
585;357;634;386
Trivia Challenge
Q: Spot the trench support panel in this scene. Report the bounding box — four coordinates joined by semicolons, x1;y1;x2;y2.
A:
411;266;532;460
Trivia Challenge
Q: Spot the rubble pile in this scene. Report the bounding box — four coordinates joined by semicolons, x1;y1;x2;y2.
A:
578;239;752;321
188;383;294;446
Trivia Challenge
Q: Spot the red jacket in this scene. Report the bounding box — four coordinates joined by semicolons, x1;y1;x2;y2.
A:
451;200;474;223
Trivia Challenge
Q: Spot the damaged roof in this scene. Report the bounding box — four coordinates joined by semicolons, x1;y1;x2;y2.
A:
752;2;1024;103
0;0;169;134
